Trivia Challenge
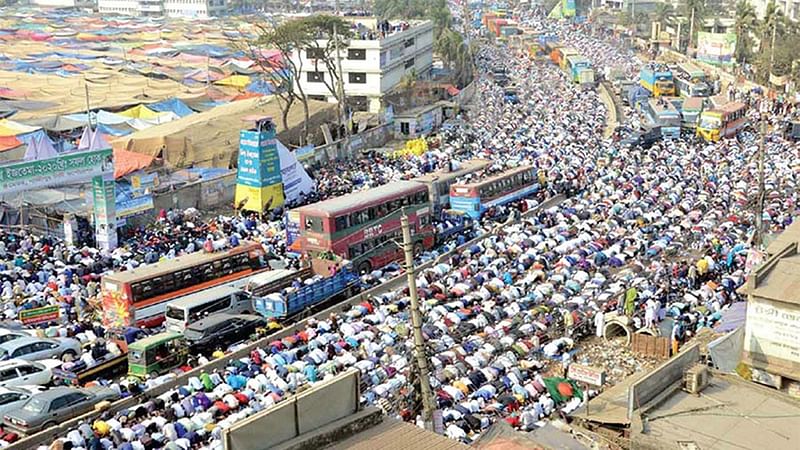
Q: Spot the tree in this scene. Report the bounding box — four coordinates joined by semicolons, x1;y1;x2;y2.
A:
684;0;706;48
374;0;427;19
238;19;314;145
651;3;674;25
733;0;757;65
298;15;354;135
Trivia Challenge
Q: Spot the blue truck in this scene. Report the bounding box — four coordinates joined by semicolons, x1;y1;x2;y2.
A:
252;261;361;320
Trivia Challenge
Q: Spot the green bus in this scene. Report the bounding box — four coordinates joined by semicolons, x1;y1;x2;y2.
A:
127;332;187;379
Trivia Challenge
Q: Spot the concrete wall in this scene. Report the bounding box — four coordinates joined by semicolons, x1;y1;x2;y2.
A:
222;369;361;450
627;343;701;419
151;172;236;212
312;123;393;164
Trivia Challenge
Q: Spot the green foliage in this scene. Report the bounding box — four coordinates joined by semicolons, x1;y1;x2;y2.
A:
684;0;706;47
651;3;674;24
733;0;757;64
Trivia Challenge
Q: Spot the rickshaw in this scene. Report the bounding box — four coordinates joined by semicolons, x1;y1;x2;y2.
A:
127;332;187;379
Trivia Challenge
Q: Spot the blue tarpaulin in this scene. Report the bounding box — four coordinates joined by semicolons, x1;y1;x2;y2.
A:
148;98;195;117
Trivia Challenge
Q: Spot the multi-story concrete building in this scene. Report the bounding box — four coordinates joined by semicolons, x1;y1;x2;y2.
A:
748;0;800;21
290;18;434;113
30;0;94;7
97;0;226;17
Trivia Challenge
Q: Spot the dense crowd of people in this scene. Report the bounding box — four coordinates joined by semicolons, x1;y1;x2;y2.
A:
1;6;794;450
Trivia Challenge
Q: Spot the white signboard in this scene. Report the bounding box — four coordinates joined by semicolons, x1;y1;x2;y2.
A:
744;299;800;370
276;140;316;204
568;363;606;386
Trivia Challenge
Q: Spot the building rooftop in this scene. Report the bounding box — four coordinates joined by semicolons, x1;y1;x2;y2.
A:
326;417;469;450
743;241;800;305
766;220;800;256
632;372;800;450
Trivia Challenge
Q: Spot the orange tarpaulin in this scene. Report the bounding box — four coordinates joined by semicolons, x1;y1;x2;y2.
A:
114;148;155;179
0;135;21;152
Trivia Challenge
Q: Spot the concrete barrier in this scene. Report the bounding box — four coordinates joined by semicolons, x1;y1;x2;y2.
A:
627;342;700;420
9;193;569;449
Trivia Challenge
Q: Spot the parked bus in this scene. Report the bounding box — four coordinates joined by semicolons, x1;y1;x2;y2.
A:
296;181;435;275
411;159;491;213
101;242;267;329
565;55;594;87
697;101;748;141
449;166;540;219
555;47;580;70
679;97;705;132
642;98;681;139
674;63;709;97
164;284;253;333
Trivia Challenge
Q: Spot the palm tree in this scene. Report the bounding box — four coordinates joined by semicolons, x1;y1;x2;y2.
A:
651;3;674;25
733;0;757;64
759;1;785;52
684;0;706;48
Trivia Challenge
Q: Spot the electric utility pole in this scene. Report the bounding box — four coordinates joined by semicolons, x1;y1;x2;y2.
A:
754;113;767;248
401;214;435;432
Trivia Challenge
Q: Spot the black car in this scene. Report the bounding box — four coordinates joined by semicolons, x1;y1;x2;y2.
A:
784;120;800;141
620;126;662;149
183;313;265;353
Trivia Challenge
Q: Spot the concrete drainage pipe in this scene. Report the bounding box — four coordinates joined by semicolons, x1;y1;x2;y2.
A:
603;321;632;345
635;327;661;337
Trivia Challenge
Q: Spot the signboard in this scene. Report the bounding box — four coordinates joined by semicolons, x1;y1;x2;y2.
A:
562;0;576;17
236;129;281;188
696;32;736;66
568;363;605;386
117;194;154;219
295;145;315;162
277;141;315;204
19;305;60;325
0;148;112;195
285;210;300;250
744;298;800;379
130;172;159;196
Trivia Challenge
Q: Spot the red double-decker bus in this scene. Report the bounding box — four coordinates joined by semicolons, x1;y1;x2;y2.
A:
100;241;267;328
296;181;435;275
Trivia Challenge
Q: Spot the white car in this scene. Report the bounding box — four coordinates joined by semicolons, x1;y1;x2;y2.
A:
0;359;60;388
0;386;45;417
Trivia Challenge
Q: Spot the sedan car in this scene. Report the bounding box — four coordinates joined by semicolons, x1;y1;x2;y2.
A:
0;329;33;345
3;386;119;434
0;359;61;387
0;337;81;363
0;386;44;417
184;313;265;353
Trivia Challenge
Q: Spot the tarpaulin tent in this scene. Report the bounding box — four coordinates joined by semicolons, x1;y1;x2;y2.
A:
118;104;172;120
148;98;194;117
0;135;21;152
114;148;155;178
0;118;40;136
215;75;251;89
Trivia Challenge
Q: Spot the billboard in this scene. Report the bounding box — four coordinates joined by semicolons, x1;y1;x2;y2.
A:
0;148;112;195
235;119;285;212
562;0;576;17
696;32;737;66
743;297;800;379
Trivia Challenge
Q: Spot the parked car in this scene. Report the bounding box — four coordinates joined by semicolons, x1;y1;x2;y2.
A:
0;337;81;363
3;386;119;434
0;386;45;418
0;329;33;345
183;313;265;353
0;359;61;387
620;126;662;149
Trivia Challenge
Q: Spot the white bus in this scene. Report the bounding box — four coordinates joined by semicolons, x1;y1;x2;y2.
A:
164;284;253;333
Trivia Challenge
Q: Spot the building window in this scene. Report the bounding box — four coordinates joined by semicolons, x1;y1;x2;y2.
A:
348;48;366;60
307;71;324;83
404;38;415;48
348;72;367;84
347;96;369;112
400;122;410;135
308;95;326;102
306;48;325;60
404;58;415;69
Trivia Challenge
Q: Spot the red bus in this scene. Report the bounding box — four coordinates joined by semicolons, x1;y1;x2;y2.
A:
296;181;435;275
100;241;267;329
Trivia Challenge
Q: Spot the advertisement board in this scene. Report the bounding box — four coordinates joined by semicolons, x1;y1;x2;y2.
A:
743;298;800;379
237;129;281;188
562;0;576;17
696;32;737;66
0;148;112;195
117;195;154;219
19;305;60;325
568;364;606;386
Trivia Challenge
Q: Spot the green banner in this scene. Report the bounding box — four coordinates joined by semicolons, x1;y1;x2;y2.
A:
19;305;60;325
0;148;113;195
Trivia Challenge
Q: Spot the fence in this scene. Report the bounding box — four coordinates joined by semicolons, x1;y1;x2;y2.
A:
223;369;361;450
631;333;671;359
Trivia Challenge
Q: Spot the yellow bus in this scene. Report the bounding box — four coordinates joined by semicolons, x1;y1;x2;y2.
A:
697;101;747;141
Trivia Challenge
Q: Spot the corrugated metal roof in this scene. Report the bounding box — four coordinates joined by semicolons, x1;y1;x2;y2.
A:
327;418;470;450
